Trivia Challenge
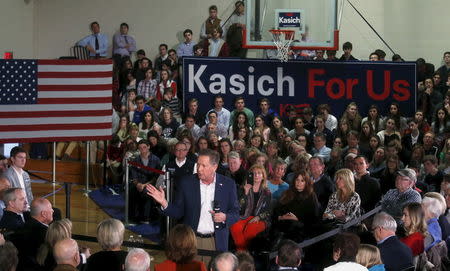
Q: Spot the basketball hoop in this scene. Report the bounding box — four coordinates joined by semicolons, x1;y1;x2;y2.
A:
269;29;295;62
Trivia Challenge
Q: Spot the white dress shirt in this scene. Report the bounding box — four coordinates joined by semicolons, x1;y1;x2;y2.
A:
197;175;216;234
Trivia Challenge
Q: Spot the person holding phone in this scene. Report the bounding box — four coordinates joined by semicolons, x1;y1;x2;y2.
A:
230;164;272;251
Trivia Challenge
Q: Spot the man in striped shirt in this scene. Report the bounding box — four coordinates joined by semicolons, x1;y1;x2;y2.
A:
161;88;181;119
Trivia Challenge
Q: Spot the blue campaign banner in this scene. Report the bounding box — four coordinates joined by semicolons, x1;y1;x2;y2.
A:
182;57;416;118
278;11;302;28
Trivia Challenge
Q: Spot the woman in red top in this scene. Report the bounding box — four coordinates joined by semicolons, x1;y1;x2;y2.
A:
156;70;177;100
400;202;428;256
155;224;207;271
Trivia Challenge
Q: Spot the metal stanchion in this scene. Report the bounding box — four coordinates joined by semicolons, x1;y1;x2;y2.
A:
64;182;71;219
165;170;171;235
102;140;107;186
82;141;92;196
52;142;57;206
52;142;56;184
124;157;130;226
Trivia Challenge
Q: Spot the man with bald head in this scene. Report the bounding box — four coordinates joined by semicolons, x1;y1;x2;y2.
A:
17;198;54;269
124;248;151;271
0;188;29;231
53;238;80;271
0;176;11;220
211;252;238;271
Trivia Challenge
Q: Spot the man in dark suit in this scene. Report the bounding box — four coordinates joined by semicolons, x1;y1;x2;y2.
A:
0;188;29;231
372;212;414;271
308;156;335;213
223;151;246;187
354;155;381;212
401;119;423;164
147;149;239;259
15;198;53;270
129;140;161;223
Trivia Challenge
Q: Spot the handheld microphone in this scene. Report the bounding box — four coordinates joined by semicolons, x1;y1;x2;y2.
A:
213;200;222;229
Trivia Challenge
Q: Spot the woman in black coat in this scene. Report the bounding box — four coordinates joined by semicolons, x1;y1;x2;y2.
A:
272;170;320;243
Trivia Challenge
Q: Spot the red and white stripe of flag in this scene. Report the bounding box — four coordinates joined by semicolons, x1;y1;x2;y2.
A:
0;59;113;143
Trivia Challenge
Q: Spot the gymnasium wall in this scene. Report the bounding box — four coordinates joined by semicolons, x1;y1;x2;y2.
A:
0;0;35;58
1;0;449;67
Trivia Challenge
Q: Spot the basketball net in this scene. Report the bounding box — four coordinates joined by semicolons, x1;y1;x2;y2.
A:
269;29;295;62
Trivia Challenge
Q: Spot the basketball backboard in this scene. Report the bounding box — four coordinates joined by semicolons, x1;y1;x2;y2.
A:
243;0;338;50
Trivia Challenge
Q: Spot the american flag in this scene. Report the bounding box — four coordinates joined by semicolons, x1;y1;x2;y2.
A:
0;59;113;143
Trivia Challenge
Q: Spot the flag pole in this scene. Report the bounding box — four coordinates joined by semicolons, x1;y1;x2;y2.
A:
124;157;130;226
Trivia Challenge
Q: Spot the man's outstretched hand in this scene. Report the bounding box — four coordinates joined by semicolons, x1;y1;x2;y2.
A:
146;184;168;208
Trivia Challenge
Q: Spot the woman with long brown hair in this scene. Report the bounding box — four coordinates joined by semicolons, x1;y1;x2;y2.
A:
400;202;427;256
272;171;320;242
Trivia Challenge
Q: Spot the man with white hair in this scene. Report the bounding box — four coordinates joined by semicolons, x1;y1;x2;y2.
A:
379;168;422;222
53;238;80;271
0;188;29;231
372;212;413;271
211;252;238;271
124;248;151;271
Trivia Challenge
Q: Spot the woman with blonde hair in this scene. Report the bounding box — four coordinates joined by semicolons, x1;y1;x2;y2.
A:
86;218;127;271
400;202;427;256
36;218;74;270
323;168;361;223
155;224;207;271
230;164;272;250
356;244;385;271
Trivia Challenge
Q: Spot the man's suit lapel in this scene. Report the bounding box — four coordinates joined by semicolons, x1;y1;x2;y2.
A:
192;175;201;227
9;167;20;187
214;174;223;203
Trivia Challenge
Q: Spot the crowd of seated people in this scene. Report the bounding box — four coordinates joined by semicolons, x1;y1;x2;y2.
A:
3;1;450;269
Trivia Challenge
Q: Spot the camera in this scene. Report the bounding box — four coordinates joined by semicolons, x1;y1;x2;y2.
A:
247;171;254;185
